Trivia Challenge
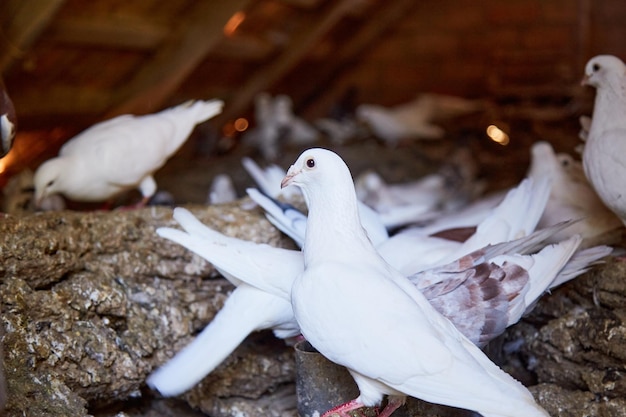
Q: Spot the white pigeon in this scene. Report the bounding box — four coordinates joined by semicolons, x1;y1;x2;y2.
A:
0;78;16;158
247;188;389;249
314;117;360;145
33;99;223;207
243;93;317;161
273;94;319;146
282;148;550;417
580;54;626;225
148;205;609;397
527;141;622;247
249;174;552;275
354;170;447;228
356;93;483;146
241;156;301;200
207;174;237;205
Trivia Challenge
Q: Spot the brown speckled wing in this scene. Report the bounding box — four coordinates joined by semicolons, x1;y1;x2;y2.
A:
420;250;529;347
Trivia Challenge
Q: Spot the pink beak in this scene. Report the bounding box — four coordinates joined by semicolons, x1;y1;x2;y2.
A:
281;167;298;189
580;74;590;87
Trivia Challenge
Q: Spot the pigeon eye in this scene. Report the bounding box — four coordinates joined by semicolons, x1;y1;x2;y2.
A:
46;180;55;187
306;158;315;168
592;63;601;72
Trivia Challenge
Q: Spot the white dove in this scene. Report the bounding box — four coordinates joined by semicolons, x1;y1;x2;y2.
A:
207;173;237;205
248;175;552;275
580;55;626;225
527;141;622;247
148;205;609;397
241;156;302;200
0;77;17;158
33;99;223;207
354;170;447;228
282;148;550;417
356;93;482;146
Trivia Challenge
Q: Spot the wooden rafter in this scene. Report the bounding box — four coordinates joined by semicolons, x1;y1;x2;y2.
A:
47;16;168;50
214;0;360;125
0;0;66;73
105;0;253;117
296;0;416;117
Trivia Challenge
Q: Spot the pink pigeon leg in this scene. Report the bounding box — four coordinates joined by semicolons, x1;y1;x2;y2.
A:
321;398;367;417
377;396;405;417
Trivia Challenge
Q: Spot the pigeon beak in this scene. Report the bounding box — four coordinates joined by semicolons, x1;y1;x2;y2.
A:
581;74;590;86
281;166;299;189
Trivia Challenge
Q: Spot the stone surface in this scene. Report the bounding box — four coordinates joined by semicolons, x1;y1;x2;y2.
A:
0;201;296;417
500;258;626;416
2;193;626;417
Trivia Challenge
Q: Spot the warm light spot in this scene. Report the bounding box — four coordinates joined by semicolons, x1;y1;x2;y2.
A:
0;150;15;174
222;121;237;138
224;11;246;37
486;124;510;146
233;118;249;132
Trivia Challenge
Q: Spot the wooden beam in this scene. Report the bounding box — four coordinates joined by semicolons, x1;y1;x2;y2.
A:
106;0;252;117
295;0;416;118
214;0;359;125
0;0;66;73
212;35;276;61
12;85;112;116
278;0;324;9
47;16;168;50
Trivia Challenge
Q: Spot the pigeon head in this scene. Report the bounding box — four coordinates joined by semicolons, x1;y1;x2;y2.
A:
582;54;626;88
281;148;358;219
281;148;351;191
33;157;66;206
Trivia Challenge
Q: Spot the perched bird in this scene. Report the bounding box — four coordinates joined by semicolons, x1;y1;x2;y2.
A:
241;156;301;200
273;94;318;146
148;205;609;397
355;170;447;228
207;173;237;205
33;99;223;208
243;156;388;247
242;93;317;161
356;93;482;146
527;141;622;247
0;77;17;158
249;174;553;275
247;187;389;249
580;55;626;226
282;148;550;417
314;117;361;145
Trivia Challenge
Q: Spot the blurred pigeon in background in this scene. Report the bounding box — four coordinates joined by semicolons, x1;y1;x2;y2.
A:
32;99;223;209
528;141;622;247
580;55;626;226
207;173;237;205
243;93;318;160
356;93;483;146
0;77;17;158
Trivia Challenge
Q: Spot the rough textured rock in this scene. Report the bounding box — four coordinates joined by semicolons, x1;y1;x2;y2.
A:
0;201;296;417
501;258;626;416
3;194;626;417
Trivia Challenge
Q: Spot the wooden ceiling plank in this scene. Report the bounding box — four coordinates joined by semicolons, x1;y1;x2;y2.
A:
212;35;276;61
12;85;112;116
296;0;416;117
278;0;324;9
47;17;168;50
106;0;253;117
0;0;67;73
215;0;359;124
